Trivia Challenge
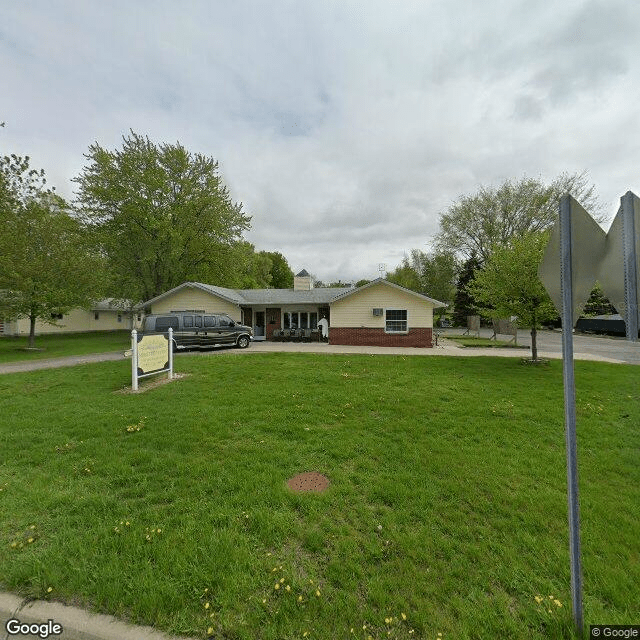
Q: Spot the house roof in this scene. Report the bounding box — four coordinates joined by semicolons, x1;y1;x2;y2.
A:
330;278;447;307
136;282;352;309
137;278;446;309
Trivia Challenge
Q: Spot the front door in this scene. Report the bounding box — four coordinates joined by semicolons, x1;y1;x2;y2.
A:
254;311;266;340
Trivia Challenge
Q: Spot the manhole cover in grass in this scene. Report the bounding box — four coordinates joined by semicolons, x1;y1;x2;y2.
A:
286;472;330;493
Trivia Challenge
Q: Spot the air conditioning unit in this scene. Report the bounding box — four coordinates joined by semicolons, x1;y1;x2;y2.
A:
372;308;383;316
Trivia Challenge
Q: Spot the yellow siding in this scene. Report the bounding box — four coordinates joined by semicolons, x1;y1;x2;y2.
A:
151;287;240;320
8;309;135;335
330;283;434;328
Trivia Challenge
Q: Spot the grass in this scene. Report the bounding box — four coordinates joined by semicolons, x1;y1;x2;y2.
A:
0;331;130;362
445;335;527;349
0;352;638;639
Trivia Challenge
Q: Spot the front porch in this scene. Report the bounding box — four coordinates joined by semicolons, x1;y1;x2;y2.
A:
241;305;330;341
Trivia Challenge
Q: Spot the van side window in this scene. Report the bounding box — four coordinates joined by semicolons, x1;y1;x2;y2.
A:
204;316;217;327
194;316;203;327
183;315;194;328
156;316;179;330
218;316;233;327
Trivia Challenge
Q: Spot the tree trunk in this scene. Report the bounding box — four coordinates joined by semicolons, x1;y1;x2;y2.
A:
29;313;37;348
530;309;538;361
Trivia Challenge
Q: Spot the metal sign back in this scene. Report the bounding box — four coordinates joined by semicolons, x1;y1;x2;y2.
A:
598;192;640;340
538;196;606;324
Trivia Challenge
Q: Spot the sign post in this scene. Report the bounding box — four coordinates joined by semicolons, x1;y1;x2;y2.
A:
558;196;584;637
131;328;173;391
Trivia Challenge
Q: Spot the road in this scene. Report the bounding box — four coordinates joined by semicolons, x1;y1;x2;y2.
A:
438;327;640;365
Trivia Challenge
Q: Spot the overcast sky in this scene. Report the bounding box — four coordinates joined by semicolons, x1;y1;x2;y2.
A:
2;1;639;283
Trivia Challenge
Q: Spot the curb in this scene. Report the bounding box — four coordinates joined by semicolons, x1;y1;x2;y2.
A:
0;593;191;640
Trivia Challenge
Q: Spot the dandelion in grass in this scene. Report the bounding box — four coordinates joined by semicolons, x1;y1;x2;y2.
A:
207;627;213;635
204;602;210;610
315;589;321;597
401;613;407;620
297;596;303;602
47;587;53;593
285;585;291;592
554;599;562;607
274;583;280;590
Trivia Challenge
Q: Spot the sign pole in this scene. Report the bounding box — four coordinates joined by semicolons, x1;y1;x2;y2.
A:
168;327;173;380
559;195;584;637
622;192;639;341
131;329;139;392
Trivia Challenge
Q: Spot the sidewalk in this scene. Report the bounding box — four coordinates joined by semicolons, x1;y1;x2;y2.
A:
0;593;190;640
0;339;626;375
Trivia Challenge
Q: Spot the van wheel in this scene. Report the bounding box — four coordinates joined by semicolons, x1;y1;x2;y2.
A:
236;335;250;349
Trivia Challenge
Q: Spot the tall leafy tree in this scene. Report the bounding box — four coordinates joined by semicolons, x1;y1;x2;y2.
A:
231;242;273;289
435;173;604;262
388;249;458;309
0;155;104;347
468;233;557;361
73;131;251;302
259;251;294;288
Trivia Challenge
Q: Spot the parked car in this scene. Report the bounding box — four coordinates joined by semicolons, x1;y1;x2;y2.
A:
140;312;253;350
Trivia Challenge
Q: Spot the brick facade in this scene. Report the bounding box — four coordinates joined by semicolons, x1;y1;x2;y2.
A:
329;327;433;347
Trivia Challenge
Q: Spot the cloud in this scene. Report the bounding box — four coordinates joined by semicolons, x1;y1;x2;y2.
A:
2;0;640;281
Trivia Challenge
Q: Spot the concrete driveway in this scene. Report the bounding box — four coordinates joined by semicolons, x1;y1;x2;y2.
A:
1;328;638;375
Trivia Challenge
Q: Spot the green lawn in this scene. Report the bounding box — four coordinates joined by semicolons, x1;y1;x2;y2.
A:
0;331;130;362
0;353;637;639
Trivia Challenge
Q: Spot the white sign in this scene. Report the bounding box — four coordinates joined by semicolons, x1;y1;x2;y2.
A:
130;328;173;391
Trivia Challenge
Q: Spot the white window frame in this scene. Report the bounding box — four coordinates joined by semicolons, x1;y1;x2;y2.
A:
385;308;408;334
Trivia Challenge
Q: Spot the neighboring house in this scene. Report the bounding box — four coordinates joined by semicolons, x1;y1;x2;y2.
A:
0;299;141;336
138;271;446;347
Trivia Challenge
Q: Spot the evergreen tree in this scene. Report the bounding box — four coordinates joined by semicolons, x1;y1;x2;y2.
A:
452;254;482;326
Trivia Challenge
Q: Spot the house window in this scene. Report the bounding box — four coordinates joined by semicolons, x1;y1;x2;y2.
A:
117;313;122;323
385;309;408;333
94;312;100;320
51;313;63;320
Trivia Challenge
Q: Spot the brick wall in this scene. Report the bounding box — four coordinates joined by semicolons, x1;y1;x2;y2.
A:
329;327;433;347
